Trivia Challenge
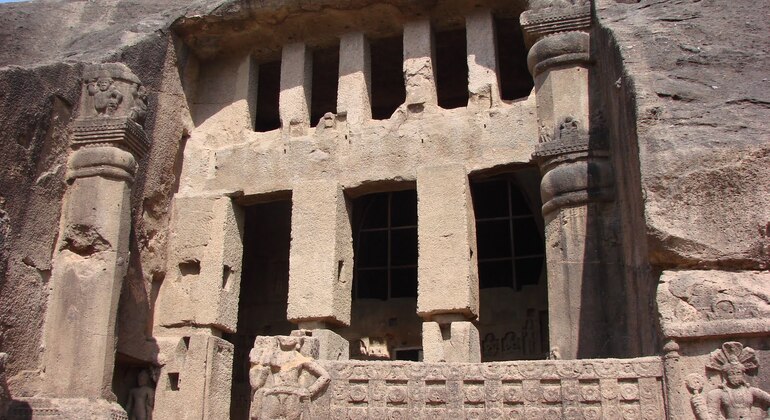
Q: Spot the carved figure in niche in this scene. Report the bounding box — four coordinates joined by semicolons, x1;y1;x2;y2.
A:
522;309;538;356
548;346;562;360
538;121;552;143
128;83;148;126
87;77;123;116
356;336;391;360
0;353;10;419
685;342;770;420
501;332;520;355
126;369;155;420
556;116;581;142
482;333;499;357
249;335;330;420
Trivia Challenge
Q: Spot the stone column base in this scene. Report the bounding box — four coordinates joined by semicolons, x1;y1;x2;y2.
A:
422;321;481;363
7;398;126;420
293;329;349;361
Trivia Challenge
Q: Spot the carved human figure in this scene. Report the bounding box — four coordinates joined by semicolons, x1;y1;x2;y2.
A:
522;309;538;356
482;333;499;357
501;332;519;355
249;335;330;420
126;369;155;420
686;342;770;420
128;82;148;125
87;77;123;116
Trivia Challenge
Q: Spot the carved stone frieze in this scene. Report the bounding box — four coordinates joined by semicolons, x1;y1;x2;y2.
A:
309;357;664;418
657;270;770;339
686;342;770;420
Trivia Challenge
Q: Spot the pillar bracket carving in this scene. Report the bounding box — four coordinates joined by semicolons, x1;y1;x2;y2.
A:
521;1;592;48
72;63;150;159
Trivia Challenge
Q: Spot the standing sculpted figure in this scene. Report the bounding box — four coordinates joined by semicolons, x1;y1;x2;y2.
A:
87;77;123;116
126;369;155;420
249;335;330;420
686;342;770;419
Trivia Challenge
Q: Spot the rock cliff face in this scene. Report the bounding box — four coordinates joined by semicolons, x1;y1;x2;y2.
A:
595;0;769;270
0;0;767;402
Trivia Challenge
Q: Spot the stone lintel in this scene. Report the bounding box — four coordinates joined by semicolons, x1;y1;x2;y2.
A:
416;164;479;320
337;32;372;125
287;180;353;326
520;3;592;48
280;42;313;135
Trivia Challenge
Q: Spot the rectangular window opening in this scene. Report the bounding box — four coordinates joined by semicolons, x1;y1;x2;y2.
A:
310;45;340;127
370;36;406;120
494;16;534;101
352;190;418;300
434;27;469;109
254;60;281;132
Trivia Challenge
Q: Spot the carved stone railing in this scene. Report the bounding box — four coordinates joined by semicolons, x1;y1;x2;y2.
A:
306;357;665;419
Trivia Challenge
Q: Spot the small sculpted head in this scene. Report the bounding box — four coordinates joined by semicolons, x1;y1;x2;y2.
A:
97;78;113;91
724;364;746;387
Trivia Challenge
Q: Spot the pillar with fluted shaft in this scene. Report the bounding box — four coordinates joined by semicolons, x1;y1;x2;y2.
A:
521;3;615;359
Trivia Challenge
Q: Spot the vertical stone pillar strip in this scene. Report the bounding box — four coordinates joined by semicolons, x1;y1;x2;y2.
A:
466;9;500;108
288;180;353;327
521;2;614;359
43;63;150;402
154;195;244;333
153;334;233;420
337;32;372;126
193;54;257;129
280;42;313;136
403;20;438;108
417;164;480;362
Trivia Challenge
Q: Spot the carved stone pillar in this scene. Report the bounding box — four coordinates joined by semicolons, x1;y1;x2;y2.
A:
417;164;481;363
37;63;148;416
522;3;614;359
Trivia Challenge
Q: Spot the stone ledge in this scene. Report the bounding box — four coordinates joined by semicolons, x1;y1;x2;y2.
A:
72;117;150;159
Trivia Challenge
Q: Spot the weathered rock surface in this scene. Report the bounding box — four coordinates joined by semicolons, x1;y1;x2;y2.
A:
595;0;770;270
0;0;767;407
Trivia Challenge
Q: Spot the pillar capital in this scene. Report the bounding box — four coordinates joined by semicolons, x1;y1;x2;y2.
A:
73;63;151;159
520;1;592;48
521;2;592;76
533;116;613;215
